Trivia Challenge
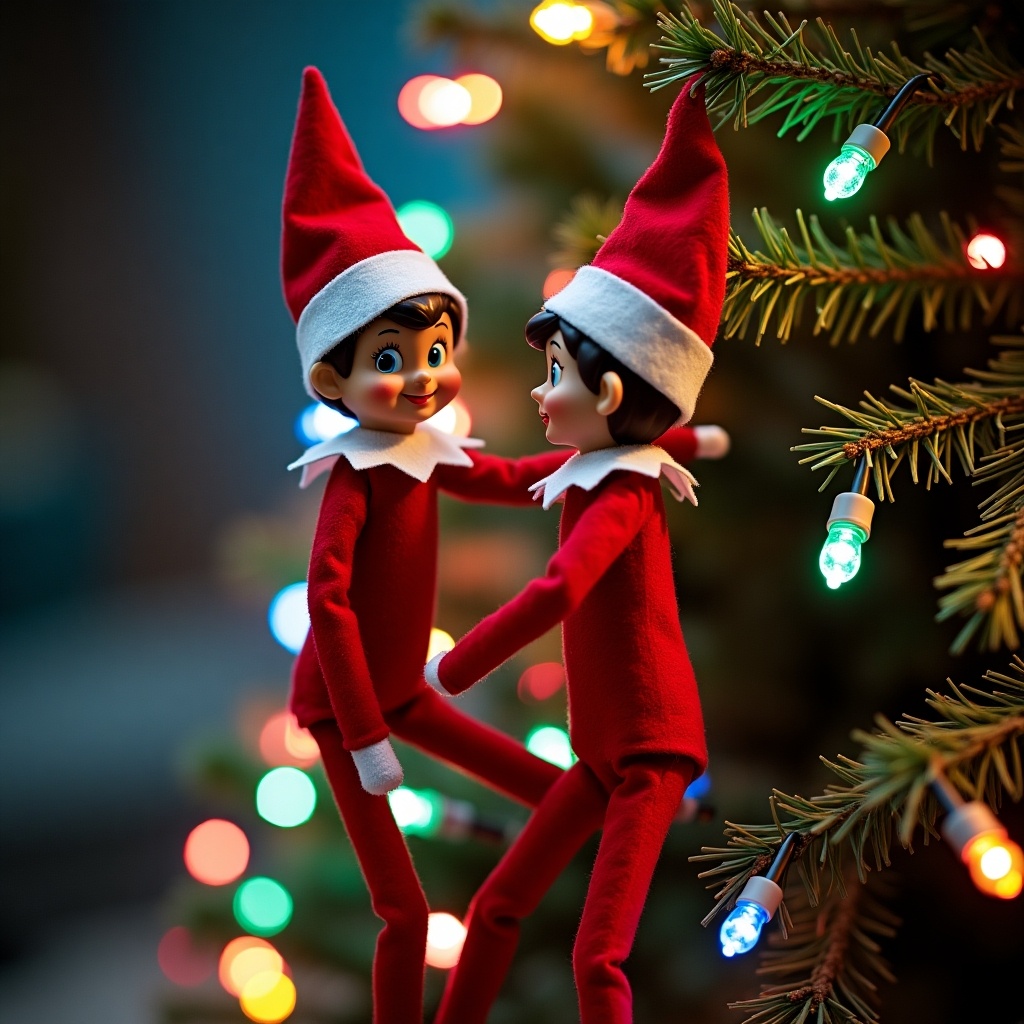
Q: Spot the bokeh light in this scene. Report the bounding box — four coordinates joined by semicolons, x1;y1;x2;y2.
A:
240;971;297;1023
455;73;503;125
517;662;566;702
966;232;1007;269
397;75;446;129
184;819;250;886
219;937;286;997
268;582;309;654
543;268;576;299
427;627;455;662
158;926;217;987
295;403;357;446
418;77;472;127
530;0;594;44
425;912;467;968
259;710;320;768
234;877;294;937
388;785;444;837
685;772;711;799
425;395;472;436
397;200;454;260
525;724;576;768
256;766;317;828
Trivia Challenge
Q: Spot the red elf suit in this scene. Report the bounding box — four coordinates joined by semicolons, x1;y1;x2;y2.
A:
428;79;730;1024
280;68;710;1024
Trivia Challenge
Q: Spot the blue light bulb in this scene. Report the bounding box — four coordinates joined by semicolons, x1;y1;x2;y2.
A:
719;899;770;957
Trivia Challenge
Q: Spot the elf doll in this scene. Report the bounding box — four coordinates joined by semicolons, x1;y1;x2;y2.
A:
280;68;724;1024
426;79;730;1024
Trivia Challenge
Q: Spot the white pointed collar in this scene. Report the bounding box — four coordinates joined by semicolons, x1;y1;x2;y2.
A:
288;423;485;489
528;444;698;510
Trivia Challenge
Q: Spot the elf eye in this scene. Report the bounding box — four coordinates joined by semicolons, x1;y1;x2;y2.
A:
374;346;403;374
551;361;562;386
427;343;446;368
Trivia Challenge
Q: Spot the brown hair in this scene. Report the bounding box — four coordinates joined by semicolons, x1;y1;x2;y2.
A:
316;292;463;417
525;309;679;444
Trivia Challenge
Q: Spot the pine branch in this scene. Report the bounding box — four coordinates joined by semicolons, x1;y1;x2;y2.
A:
692;657;1024;945
724;209;1023;345
549;192;624;268
728;880;899;1024
646;1;1024;158
793;336;1024;496
997;119;1024;216
934;451;1024;654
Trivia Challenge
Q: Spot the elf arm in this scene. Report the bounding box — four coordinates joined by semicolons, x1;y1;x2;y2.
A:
432;474;653;694
307;461;401;794
434;448;573;505
655;424;730;463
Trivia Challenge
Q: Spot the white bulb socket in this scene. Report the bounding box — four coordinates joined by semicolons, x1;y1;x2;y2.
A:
826;492;875;537
941;800;1003;858
845;124;890;166
737;875;784;920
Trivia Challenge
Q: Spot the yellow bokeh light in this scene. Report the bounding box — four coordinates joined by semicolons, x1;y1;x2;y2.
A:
219;937;286;997
530;1;594;45
240;970;297;1023
963;830;1024;899
418;78;473;127
427;627;455;661
425;912;467;969
455;74;503;125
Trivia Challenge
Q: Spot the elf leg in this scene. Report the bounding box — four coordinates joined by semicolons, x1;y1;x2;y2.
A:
433;760;608;1024
388;685;562;806
310;720;429;1024
572;756;692;1024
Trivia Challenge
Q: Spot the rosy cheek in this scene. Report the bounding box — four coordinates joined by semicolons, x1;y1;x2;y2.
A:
370;379;402;402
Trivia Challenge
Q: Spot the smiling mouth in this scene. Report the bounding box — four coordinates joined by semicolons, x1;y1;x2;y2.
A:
403;391;436;406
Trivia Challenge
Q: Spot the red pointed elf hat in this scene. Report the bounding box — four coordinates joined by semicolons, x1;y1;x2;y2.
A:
544;79;729;424
281;67;467;397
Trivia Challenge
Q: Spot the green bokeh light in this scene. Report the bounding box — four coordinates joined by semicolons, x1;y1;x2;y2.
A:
233;877;294;937
526;725;577;769
396;200;454;259
388;786;444;836
256;766;317;828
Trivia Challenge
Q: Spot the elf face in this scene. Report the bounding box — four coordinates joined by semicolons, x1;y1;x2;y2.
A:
311;313;461;433
531;331;620;454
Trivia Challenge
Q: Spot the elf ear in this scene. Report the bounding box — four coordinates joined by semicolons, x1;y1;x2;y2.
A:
309;361;345;401
596;371;624;417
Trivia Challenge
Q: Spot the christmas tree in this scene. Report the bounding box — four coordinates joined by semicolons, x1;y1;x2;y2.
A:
158;3;1023;1022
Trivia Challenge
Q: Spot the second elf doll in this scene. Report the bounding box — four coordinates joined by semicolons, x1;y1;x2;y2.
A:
426;79;731;1023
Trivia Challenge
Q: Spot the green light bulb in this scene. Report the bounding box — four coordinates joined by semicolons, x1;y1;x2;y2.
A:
823;145;875;201
819;522;868;589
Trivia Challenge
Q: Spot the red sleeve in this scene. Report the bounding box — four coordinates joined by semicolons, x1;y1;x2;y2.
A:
438;474;653;693
653;426;698;464
306;460;389;750
434;448;573;506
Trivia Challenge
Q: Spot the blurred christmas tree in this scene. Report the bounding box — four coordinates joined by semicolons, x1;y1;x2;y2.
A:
157;2;1023;1022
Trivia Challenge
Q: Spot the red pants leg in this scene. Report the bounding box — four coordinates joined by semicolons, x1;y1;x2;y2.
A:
310;720;429;1024
572;757;693;1024
388;685;563;807
433;761;608;1024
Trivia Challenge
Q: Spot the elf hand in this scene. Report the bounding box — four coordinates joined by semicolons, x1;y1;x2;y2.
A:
351;738;404;795
693;424;730;459
424;651;448;693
